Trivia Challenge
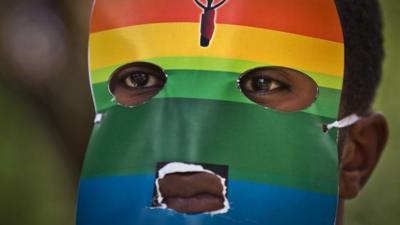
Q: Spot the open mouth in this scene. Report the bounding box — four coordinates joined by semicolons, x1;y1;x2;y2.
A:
153;162;229;214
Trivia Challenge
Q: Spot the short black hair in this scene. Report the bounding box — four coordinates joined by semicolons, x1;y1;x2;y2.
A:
335;0;384;116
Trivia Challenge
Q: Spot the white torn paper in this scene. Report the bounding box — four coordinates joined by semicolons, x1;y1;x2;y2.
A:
325;114;361;131
154;162;230;215
94;113;103;123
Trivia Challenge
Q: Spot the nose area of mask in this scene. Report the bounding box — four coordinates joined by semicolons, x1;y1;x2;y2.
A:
80;97;339;222
85;98;337;180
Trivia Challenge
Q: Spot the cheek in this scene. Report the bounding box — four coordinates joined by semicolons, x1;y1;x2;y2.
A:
290;77;318;105
112;87;160;107
248;89;314;112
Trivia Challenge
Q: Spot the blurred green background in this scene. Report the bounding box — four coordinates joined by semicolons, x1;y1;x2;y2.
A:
0;0;398;225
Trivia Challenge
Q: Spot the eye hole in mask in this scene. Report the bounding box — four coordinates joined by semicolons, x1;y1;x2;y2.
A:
237;66;319;112
108;62;167;107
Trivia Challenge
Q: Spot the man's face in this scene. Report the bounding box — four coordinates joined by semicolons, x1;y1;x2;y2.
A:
77;1;346;225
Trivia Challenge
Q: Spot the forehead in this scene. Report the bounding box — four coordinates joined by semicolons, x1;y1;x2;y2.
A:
89;0;344;114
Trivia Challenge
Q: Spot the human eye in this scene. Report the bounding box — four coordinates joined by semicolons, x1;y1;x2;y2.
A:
237;66;318;112
108;62;167;107
241;74;289;95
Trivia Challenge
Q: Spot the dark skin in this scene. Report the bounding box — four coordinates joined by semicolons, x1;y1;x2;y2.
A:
336;108;388;224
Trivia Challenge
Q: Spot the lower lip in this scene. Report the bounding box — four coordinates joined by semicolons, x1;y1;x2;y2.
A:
163;193;224;214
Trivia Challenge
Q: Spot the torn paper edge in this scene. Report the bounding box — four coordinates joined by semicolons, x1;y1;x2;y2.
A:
326;114;361;131
94;113;103;124
153;162;230;215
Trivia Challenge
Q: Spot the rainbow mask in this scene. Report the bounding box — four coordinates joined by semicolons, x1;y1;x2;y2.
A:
77;0;344;224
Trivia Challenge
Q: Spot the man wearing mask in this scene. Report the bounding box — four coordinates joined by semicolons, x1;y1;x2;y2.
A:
77;1;387;225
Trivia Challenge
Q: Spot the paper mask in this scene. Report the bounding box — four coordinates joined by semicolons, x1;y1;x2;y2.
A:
77;0;344;224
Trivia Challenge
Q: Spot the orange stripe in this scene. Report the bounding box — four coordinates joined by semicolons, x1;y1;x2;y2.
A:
91;0;343;43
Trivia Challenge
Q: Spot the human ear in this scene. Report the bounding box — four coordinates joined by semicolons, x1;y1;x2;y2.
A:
339;112;388;199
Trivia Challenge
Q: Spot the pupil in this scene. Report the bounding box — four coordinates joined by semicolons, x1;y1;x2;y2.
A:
128;73;149;87
252;77;271;91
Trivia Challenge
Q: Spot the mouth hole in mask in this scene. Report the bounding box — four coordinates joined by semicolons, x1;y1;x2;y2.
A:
108;61;167;107
152;162;230;215
237;66;319;112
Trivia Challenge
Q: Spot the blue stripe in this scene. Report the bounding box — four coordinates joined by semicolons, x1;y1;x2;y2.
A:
77;175;337;225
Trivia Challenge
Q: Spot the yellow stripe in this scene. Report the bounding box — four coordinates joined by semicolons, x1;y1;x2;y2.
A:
90;57;343;90
90;23;344;77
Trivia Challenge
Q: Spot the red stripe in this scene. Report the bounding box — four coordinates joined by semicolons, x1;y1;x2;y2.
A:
91;0;343;43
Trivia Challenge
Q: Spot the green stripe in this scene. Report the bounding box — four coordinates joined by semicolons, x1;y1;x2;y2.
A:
90;56;343;90
92;70;341;118
82;99;338;195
